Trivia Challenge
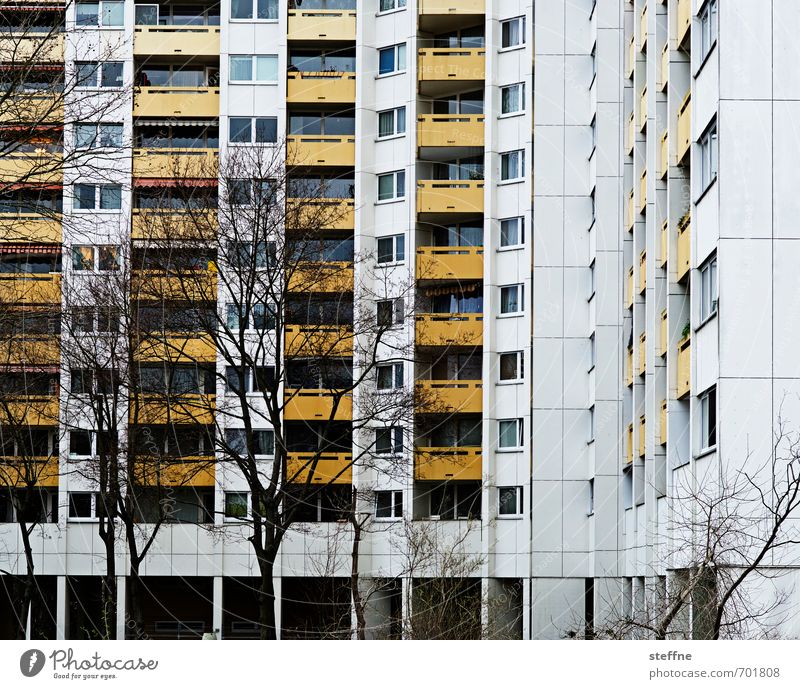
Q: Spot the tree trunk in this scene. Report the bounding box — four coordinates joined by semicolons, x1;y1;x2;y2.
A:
99;521;117;639
17;522;37;639
127;567;145;639
257;557;277;640
350;517;366;640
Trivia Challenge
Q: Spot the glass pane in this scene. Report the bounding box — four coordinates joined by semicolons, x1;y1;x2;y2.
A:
76;2;99;26
75;124;96;149
72;246;94;270
499;353;518;380
396;106;406;133
99;124;123;147
229;56;253;81
255;55;278;82
103;1;124;26
98;245;119;269
377;174;394;201
378;48;394;75
500;218;519;246
395;170;405;198
76;62;99;87
397;43;406;71
254;117;277;142
395;234;405;261
257;0;278;19
229;118;251;143
378;111;394;138
499;487;517;515
74;184;96;210
99;185;121;210
135;4;158;24
101;62;123;87
499;420;517;448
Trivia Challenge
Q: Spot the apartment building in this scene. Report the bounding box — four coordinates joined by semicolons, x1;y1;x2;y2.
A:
1;0;798;641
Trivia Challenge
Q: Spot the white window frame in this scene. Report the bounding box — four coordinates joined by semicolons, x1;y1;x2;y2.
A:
375;490;403;520
500;16;526;49
75;61;124;89
375;426;403;455
498;351;523;383
378;43;407;76
376;297;404;327
499;216;524;248
74;123;123;149
67;492;102;522
224;428;275;458
68;429;94;458
697;0;718;65
500;83;525;115
697;120;718;195
376;234;405;264
228;55;279;84
228;116;278;144
230;0;278;22
499;284;523;315
71;244;120;272
497;486;523;518
377;169;405;202
75;0;124;28
378;0;406;13
699;255;718;323
72;183;122;212
698;386;717;453
223;491;251;521
498;418;524;450
377;106;406;139
500;149;525;181
376;362;404;391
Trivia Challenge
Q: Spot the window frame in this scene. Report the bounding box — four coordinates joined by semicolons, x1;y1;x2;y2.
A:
500;15;526;50
497;486;523;518
498;351;523;383
75;0;125;28
376;362;404;391
376;234;406;264
376;169;406;202
228;55;279;84
498;418;524;451
377;106;406;139
378;0;406;13
230;0;279;22
698;254;718;324
499;216;524;249
224;491;250;521
74;122;124;150
375;426;403;455
698;385;717;453
67;492;101;522
697;0;718;67
72;183;122;212
500;82;525;116
500;149;525;182
378;43;407;76
697;119;718;197
228;116;278;144
375;490;403;520
376;297;404;327
499;284;523;316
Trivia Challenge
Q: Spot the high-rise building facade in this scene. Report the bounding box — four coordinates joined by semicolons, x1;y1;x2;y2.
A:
1;0;798;641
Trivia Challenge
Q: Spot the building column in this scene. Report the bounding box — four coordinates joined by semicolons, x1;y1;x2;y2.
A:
55;575;67;640
212;576;223;639
522;576;532;640
400;577;412;640
115;576;126;640
273;576;281;640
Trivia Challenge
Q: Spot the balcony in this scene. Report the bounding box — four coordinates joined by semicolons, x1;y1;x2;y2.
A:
0;335;60;366
134;394;215;425
639;251;646;294
286;198;354;231
286;452;352;485
287;9;356;41
415;380;482;414
638;416;646;457
417;48;485;83
415;313;482;347
287;135;355;167
0;396;58;426
677;91;691;164
132;149;218;179
133;26;220;57
625;424;633;465
284;324;353;357
0;215;61;243
0;33;64;63
286;72;356;104
133;87;220;118
0;152;63;185
639;170;647;214
416;246;483;282
638;332;646;376
660;399;667;445
416;114;484;148
677;336;691;399
626;267;633;309
676;213;690;282
414;447;482;481
639;86;647;131
0;457;59;488
131;210;217;241
660;130;668;178
418;0;484;15
660;309;668;356
134;335;216;364
417;180;484;214
283;389;353;421
660;42;669;91
131;269;218;303
0;274;60;304
660;219;668;266
625;346;633;387
0;95;62;124
288;262;353;293
134;458;215;488
677;0;691;48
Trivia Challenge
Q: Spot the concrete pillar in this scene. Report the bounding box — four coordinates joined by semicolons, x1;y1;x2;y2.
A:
56;575;67;640
115;576;127;640
273;576;281;640
212;576;223;639
400;577;412;640
522;576;532;640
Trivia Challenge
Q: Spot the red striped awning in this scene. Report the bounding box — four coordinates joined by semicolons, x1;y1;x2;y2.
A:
2;183;61;190
0;244;60;254
134;178;218;188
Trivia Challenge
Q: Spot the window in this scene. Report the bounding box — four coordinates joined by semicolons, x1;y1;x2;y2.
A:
377;362;403;390
498;486;522;517
501;16;526;49
73;184;122;211
376;234;405;264
699;255;718;322
75;123;123;149
69;431;93;457
375;490;403;519
500;83;525;115
499;217;524;247
499;351;523;381
379;0;406;11
376;426;403;454
76;61;123;88
229;117;278;144
500;284;523;314
229;178;275;206
377;107;406;138
498;418;523;449
698;0;718;63
377;298;404;327
224;492;249;520
429;482;481;520
377;170;405;201
378;43;406;75
229;55;279;83
225;366;275;394
500;149;525;181
70;369;93;395
68;493;103;521
699;386;717;451
225;428;275;457
72;246;94;271
698;121;718;193
226;303;275;331
76;0;124;27
231;0;278;20
71;245;119;270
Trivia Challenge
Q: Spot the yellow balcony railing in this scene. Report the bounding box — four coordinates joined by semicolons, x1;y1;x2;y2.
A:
284;324;353;358
639;170;647;214
419;0;484;15
418;47;485;82
660;130;669;179
677;0;691;47
0;274;60;304
287;9;356;41
677;212;691;282
416;246;483;281
0;32;64;63
660;41;669;91
0;396;58;426
417;180;484;214
130;269;218;303
133;457;215;488
627;35;635;79
286;198;355;231
415;380;482;414
626;189;634;231
287;72;356;104
132;148;218;179
286;452;353;484
415;313;483;347
0;94;62;124
639;86;647;131
0;152;63;184
0;456;59;488
133;86;220;118
0;215;61;243
0;335;60;366
625;424;633;464
134;334;216;364
638;332;646;376
133;394;215;425
640;5;647;52
287;135;355;167
660;219;668;266
133;25;220;56
626;112;635;155
626;266;634;309
677;336;691;399
660;309;668;356
626;345;633;387
417;114;484;148
639;250;646;294
677;91;691;164
288;262;354;293
414;447;482;481
638;415;646;457
131;210;217;241
283;389;353;421
660;399;667;445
